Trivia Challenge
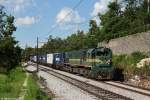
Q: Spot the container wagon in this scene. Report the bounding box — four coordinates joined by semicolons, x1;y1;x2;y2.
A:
30;47;118;80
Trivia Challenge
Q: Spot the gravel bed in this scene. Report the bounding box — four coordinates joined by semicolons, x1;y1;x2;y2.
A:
25;65;37;72
125;79;150;90
105;81;150;95
41;68;129;100
39;65;150;100
37;70;99;100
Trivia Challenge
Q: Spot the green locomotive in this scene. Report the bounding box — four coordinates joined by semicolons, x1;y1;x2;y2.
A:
64;47;114;79
31;47;117;80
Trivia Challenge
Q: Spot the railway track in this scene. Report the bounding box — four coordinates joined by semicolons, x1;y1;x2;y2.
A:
104;81;150;97
31;63;150;99
115;81;150;91
39;66;132;100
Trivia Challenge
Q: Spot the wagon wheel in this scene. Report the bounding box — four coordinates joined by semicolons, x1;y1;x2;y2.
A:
97;72;103;79
97;71;108;80
97;74;102;79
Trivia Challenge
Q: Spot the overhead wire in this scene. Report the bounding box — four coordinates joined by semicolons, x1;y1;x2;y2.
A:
42;0;85;38
38;0;100;46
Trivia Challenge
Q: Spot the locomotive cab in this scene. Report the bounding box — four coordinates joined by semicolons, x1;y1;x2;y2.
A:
89;47;114;80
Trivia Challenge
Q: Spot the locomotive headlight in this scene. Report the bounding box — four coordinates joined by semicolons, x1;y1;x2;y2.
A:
106;59;112;64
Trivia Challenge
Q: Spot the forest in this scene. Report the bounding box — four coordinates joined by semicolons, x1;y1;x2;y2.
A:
23;0;150;60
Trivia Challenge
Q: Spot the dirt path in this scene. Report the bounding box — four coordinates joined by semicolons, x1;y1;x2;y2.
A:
18;72;29;100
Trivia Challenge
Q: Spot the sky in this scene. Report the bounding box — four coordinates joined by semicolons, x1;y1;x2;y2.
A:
0;0;115;48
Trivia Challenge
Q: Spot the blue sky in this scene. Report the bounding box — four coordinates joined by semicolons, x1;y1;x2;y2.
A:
0;0;113;48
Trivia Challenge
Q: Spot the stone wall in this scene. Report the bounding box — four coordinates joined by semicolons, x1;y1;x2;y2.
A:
98;32;150;55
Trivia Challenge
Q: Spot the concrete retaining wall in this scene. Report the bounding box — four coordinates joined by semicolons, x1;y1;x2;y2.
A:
98;32;150;55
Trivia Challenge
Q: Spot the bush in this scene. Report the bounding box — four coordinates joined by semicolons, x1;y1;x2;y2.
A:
113;54;127;69
0;38;22;73
36;90;51;100
131;52;146;63
113;52;150;79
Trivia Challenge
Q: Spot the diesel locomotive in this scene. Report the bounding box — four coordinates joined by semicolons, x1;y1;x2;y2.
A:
30;47;121;80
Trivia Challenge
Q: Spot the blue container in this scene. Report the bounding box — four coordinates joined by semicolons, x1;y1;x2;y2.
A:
30;56;34;61
41;55;47;63
53;53;66;65
64;52;69;63
37;55;47;63
38;55;42;63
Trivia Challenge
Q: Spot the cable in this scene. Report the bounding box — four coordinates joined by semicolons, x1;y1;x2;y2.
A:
42;0;85;38
57;0;84;24
45;15;98;39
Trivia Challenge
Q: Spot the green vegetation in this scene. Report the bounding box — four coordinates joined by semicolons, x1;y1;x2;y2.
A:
0;5;21;72
25;74;51;100
113;52;150;79
0;66;50;99
23;0;150;60
0;66;26;98
20;0;150;80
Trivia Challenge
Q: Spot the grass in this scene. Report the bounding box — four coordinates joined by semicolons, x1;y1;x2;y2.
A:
0;66;26;98
24;74;51;100
113;52;150;78
0;66;51;100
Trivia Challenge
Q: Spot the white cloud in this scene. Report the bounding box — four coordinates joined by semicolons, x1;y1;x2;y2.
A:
91;0;112;16
0;0;6;4
11;0;35;13
93;16;101;26
15;16;36;26
55;7;84;32
91;0;124;16
91;0;124;25
56;7;84;25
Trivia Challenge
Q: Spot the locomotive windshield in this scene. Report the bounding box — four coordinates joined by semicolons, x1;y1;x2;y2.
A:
96;48;112;60
94;47;112;65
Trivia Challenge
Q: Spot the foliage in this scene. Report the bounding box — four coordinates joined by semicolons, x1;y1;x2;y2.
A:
23;0;150;58
0;5;21;72
0;66;26;98
22;47;36;62
85;20;100;48
113;52;150;78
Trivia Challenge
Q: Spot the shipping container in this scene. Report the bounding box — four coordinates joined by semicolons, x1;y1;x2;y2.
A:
53;53;66;65
41;55;47;63
38;55;42;62
47;54;53;64
38;55;47;63
33;56;37;62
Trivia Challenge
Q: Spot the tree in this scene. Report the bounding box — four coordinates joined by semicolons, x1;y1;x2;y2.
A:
22;47;36;61
0;5;20;72
86;20;100;48
99;1;124;40
36;0;150;55
0;5;6;39
4;16;16;37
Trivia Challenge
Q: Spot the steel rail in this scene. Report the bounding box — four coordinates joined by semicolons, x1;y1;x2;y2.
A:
104;81;150;97
39;66;132;100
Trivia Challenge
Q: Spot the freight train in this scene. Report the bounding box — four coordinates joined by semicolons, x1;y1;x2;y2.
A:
30;47;123;80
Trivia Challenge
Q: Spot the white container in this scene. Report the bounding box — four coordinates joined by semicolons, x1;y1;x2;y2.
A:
33;56;37;62
47;54;53;64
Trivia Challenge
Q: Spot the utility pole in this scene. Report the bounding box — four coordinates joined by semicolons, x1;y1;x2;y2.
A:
25;44;27;62
36;37;39;72
115;0;118;3
148;0;150;13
